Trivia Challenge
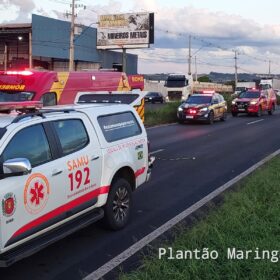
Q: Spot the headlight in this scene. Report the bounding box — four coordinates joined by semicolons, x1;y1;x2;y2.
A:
232;101;236;105
200;107;208;112
250;101;257;105
178;107;183;112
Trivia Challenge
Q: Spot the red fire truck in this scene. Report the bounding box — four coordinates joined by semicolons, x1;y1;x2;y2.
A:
128;74;145;91
0;70;131;106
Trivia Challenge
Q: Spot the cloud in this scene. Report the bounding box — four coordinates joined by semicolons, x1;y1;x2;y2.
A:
0;0;35;22
1;0;280;73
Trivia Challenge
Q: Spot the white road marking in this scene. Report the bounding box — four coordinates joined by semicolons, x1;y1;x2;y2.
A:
247;119;264;125
150;149;164;155
83;148;280;280
146;123;177;130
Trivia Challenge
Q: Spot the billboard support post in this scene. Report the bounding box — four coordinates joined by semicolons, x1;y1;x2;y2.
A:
122;48;126;73
4;43;7;71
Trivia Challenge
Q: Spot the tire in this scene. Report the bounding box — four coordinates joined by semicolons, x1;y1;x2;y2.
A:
220;112;227;121
232;112;238;117
256;106;262;117
103;178;132;230
207;111;214;124
268;103;275;115
178;119;184;124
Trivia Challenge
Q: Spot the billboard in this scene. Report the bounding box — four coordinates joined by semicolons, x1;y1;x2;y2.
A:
97;12;154;49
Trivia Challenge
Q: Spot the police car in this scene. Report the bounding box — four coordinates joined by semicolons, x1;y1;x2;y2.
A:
177;91;228;124
0;101;154;266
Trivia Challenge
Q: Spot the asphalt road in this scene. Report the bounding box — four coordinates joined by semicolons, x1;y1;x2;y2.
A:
2;111;280;279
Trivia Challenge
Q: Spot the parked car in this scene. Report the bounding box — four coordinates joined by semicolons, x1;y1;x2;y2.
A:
144;92;164;103
177;91;227;124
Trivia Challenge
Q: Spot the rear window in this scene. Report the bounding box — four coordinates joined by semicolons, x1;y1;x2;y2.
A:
53;119;89;155
98;111;142;142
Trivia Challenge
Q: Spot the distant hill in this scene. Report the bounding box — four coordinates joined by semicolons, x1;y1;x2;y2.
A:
144;72;280;83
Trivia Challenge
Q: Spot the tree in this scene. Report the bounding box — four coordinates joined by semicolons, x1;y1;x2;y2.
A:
198;75;212;82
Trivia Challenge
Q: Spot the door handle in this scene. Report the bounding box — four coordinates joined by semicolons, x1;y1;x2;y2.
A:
91;155;100;161
52;169;63;176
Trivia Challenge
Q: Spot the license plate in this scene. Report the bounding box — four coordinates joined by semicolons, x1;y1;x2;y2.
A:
239;109;245;111
186;115;194;119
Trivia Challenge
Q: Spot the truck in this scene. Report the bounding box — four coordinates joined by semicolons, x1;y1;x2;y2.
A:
234;82;256;95
164;73;193;101
0;70;131;106
259;78;280;90
0;101;155;266
0;70;145;122
164;73;233;102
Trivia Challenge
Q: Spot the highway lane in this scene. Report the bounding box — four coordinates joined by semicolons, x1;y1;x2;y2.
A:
1;111;280;279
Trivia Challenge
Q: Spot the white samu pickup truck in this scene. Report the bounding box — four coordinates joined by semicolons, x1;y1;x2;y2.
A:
0;101;154;266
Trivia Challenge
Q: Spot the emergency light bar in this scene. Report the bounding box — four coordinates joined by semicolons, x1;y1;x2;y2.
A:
0;101;42;113
5;70;33;76
201;90;215;94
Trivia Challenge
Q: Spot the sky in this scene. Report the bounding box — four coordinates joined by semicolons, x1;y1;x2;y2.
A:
1;0;280;75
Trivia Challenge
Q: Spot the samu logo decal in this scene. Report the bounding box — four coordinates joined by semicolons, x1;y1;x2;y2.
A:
24;173;50;215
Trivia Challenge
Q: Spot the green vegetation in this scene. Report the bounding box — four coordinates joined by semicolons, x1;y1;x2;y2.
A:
197;75;212;83
120;157;280;280
144;102;180;126
221;92;234;112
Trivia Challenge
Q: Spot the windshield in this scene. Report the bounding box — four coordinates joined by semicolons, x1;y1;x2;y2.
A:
0;91;34;102
236;87;246;91
165;76;188;88
146;92;159;97
185;95;212;104
239;91;260;99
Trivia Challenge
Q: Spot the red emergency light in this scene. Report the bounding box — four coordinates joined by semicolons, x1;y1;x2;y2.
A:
0;101;42;113
201;90;215;94
189;109;197;114
6;70;34;76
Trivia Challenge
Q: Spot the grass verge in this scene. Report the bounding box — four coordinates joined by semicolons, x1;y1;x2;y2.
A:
144;102;180;126
120;157;280;280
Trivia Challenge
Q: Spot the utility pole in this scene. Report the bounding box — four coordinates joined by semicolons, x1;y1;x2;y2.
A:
67;0;86;71
69;0;75;71
268;60;271;76
195;56;197;82
188;35;192;75
234;50;238;88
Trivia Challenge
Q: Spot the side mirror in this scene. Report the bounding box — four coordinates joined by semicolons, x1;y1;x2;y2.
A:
3;158;32;177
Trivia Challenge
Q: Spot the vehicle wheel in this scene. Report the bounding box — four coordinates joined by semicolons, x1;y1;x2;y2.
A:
268;103;275;115
256;106;262;117
220;112;227;121
207;111;214;124
103;178;132;230
232;112;238;117
178;119;184;124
